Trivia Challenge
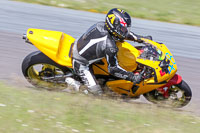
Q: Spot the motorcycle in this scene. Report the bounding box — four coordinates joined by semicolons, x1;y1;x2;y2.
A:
22;28;192;107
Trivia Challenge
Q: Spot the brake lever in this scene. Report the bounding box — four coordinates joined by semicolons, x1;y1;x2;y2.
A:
141;66;146;76
141;66;146;86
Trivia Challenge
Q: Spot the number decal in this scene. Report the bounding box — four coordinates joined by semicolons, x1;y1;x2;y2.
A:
166;53;176;74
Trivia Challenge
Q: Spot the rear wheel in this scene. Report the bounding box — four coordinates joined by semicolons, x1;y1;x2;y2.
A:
22;51;74;91
143;80;192;108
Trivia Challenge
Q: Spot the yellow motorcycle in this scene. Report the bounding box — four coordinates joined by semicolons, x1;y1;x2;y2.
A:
22;28;192;107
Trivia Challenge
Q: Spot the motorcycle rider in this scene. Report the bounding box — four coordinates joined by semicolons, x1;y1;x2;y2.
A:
70;8;152;95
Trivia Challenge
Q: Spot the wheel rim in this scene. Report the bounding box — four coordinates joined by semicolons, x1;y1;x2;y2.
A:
27;63;67;90
144;85;190;108
168;85;188;107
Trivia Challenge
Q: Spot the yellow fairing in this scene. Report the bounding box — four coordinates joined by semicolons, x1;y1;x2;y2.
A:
92;58;109;75
93;41;139;75
27;28;75;68
140;38;177;83
26;28;177;97
116;41;139;71
106;80;134;95
105;39;177;97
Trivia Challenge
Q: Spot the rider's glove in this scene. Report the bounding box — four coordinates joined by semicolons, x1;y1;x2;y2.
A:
137;36;153;43
136;38;144;43
132;73;143;84
144;35;153;40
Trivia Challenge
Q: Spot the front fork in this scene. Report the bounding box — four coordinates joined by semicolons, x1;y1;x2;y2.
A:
157;74;182;98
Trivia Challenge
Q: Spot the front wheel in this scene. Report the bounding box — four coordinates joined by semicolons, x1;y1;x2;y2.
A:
143;80;192;108
22;51;74;90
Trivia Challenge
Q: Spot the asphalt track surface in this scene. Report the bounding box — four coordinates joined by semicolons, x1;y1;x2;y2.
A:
0;0;200;115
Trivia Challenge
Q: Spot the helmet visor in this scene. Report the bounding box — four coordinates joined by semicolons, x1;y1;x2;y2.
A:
120;26;131;37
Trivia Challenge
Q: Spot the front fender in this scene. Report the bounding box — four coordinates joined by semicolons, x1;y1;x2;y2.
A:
166;74;182;87
156;74;182;98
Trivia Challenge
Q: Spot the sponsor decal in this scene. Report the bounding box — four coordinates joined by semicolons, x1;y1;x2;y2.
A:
119;17;127;27
165;53;176;74
108;14;116;24
159;70;166;77
117;9;122;12
109;48;117;53
114;73;128;79
115;14;127;27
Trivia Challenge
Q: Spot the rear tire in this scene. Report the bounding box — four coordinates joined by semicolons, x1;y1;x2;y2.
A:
22;51;73;90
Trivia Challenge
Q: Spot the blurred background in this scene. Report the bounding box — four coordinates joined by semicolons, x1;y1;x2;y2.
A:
0;0;200;132
15;0;200;26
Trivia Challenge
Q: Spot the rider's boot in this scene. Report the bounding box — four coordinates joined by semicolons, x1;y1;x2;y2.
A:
64;77;103;96
79;84;103;96
64;77;81;92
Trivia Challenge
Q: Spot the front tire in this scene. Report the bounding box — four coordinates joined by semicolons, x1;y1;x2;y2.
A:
22;51;73;90
143;80;192;108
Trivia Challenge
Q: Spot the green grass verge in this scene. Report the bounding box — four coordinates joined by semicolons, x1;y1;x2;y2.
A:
14;0;200;26
0;82;200;133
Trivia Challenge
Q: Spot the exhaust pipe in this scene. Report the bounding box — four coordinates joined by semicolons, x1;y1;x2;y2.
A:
22;34;27;40
22;34;32;45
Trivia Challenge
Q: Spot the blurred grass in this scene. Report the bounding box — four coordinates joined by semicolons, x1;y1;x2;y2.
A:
14;0;200;26
0;82;200;133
